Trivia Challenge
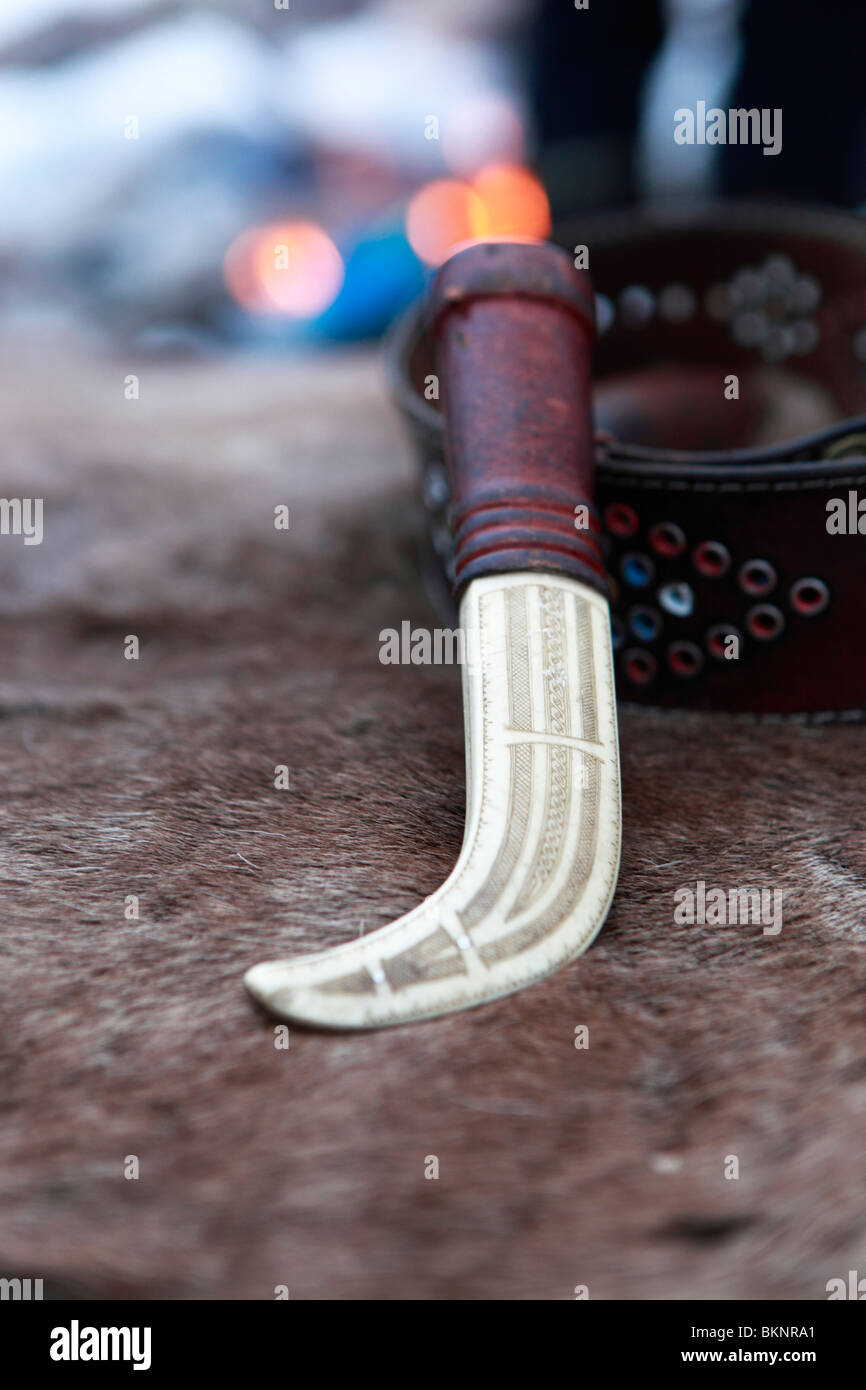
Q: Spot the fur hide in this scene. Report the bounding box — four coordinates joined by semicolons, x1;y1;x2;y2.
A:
0;346;864;1300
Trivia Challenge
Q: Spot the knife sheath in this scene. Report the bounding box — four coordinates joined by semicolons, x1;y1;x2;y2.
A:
427;239;608;598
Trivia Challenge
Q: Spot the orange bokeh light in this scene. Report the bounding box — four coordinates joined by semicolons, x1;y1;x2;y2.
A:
405;179;489;269
224;220;344;318
472;163;551;242
406;164;551;266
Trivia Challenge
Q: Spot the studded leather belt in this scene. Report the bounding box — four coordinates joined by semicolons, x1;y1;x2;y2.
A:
387;204;866;719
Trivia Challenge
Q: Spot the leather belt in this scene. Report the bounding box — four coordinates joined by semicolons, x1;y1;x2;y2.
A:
387;203;866;719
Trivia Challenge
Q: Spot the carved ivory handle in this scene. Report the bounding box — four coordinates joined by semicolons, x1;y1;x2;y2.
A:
245;240;622;1029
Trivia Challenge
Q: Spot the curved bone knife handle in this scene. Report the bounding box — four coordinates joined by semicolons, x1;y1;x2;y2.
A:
245;240;621;1029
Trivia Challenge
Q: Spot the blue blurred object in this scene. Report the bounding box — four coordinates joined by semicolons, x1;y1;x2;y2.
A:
313;224;427;341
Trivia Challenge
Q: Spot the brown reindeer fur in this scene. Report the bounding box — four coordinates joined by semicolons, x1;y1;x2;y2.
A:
0;344;864;1301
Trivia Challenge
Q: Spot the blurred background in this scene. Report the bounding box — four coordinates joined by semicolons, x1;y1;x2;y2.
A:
1;0;864;356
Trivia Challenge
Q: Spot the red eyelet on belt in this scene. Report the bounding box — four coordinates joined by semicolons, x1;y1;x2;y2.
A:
790;576;830;616
667;641;704;677
622;648;657;685
746;604;785;640
604;502;639;538
692;539;731;578
706;624;742;660
649;521;686;558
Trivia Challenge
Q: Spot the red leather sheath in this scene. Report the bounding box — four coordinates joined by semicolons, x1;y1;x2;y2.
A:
428;240;608;599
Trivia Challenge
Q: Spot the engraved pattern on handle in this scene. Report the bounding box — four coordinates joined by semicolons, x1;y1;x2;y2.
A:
244;572;621;1030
